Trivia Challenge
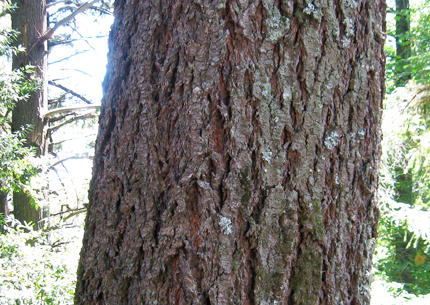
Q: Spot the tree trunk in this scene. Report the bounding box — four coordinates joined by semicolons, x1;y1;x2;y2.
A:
75;0;385;304
395;0;411;86
11;0;48;228
0;187;8;219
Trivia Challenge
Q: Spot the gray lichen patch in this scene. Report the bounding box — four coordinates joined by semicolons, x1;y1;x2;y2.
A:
324;131;340;149
342;0;359;9
303;1;322;20
341;37;351;48
219;216;233;235
343;18;355;37
262;150;273;163
265;16;290;42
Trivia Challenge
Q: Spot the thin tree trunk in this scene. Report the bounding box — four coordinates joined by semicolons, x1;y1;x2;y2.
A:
76;0;385;304
0;187;8;219
11;0;48;228
395;0;411;86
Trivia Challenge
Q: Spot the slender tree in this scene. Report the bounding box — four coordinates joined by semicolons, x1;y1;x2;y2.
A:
0;189;7;218
395;0;411;86
75;0;385;303
11;0;48;226
9;0;107;227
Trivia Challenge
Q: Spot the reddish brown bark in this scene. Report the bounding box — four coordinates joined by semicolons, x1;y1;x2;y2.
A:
76;0;385;304
11;0;48;227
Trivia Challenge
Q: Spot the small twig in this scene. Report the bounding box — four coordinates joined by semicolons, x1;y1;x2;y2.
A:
42;223;81;232
49;35;107;47
48;93;67;108
49;50;90;64
60;67;99;79
71;27;96;50
46;0;68;8
59;161;80;206
51;240;72;248
49;207;87;218
63;208;87;221
48;111;77;123
48;80;93;104
50;133;97;146
48;112;74;123
89;6;113;16
47;155;94;170
402;86;430;112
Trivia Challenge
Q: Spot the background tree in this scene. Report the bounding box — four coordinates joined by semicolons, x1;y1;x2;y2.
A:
11;0;48;226
0;7;38;221
75;0;385;303
394;0;411;86
0;2;112;302
9;0;110;228
386;0;430;91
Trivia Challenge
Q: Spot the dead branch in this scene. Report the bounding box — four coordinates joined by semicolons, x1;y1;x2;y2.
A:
49;206;87;218
29;0;101;53
48;80;92;104
50;133;97;146
48;112;97;132
47;155;94;170
44;104;100;118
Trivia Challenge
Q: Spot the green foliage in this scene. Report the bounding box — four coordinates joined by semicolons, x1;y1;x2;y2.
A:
375;214;430;295
372;274;430;304
0;66;40;112
0;130;37;193
375;85;430;296
0;219;81;304
0;14;40;198
0;3;100;304
386;1;430;92
377;1;430;298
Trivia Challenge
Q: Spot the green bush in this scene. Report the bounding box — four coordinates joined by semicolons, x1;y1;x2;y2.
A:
0;218;82;304
375;85;430;297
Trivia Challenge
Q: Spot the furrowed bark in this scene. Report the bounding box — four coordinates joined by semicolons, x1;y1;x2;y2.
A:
76;0;385;304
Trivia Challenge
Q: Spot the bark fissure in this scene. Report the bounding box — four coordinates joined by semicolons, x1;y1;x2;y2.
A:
76;0;385;304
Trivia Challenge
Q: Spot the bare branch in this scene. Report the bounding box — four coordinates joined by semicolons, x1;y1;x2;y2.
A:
46;1;69;8
48;207;87;218
63;208;87;221
55;4;79;12
48;112;97;132
49;112;76;123
49;35;106;47
29;0;101;53
48;93;67;106
50;133;97;146
44;104;101;118
89;6;113;16
48;80;92;104
49;50;90;64
48;155;94;170
71;27;97;50
60;68;98;79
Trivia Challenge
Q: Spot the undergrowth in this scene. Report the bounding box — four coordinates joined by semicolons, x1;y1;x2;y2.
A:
0;217;83;304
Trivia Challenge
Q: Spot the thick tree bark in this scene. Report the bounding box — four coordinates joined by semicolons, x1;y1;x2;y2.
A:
11;0;48;227
395;0;411;86
76;0;385;304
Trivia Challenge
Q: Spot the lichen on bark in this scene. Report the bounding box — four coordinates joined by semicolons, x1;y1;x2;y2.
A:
75;0;385;304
